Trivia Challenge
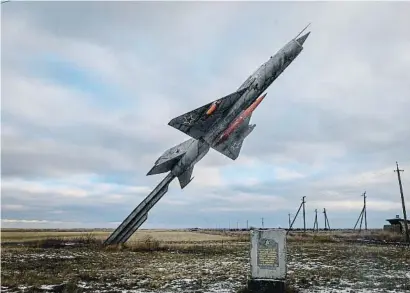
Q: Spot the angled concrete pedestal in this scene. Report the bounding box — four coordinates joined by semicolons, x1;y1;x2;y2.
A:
247;279;285;293
247;229;287;293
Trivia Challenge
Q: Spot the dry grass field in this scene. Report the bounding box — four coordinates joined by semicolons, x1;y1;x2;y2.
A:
1;229;409;293
1;229;235;243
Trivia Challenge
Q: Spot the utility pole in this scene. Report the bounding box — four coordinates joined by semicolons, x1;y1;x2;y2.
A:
261;217;264;228
313;209;318;232
323;208;331;230
353;192;366;232
354;206;364;231
288;213;291;229
287;197;306;235
302;196;306;232
395;161;409;243
359;205;364;232
327;209;331;230
246;220;249;230
362;191;367;231
237;221;239;230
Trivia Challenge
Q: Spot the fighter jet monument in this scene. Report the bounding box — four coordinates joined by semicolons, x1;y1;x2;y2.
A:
104;25;310;245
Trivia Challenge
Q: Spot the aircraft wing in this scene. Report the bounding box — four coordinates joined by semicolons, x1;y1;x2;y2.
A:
168;87;249;140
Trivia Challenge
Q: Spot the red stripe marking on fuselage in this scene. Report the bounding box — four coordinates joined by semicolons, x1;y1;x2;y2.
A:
217;93;267;143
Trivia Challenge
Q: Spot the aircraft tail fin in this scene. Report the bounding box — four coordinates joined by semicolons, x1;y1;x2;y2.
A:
178;166;194;189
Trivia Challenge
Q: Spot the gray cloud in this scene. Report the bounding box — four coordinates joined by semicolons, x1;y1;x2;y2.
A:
1;2;410;228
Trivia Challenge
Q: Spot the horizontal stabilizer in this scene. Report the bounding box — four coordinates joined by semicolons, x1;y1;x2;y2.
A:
177;166;194;189
168;87;249;140
147;138;196;175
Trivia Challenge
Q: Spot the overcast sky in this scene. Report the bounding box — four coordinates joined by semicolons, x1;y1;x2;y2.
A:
1;1;410;230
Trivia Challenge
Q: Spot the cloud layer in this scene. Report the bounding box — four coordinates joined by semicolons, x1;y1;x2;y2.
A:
2;2;410;229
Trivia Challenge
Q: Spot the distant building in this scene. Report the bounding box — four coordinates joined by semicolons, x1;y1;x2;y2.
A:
383;215;410;234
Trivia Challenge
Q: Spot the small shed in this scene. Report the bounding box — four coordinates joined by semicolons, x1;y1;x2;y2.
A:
384;215;410;234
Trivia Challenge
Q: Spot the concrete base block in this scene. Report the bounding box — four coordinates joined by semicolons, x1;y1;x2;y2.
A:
247;279;285;293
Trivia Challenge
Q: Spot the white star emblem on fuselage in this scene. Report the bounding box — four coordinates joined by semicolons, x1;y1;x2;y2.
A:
231;142;241;150
183;114;196;125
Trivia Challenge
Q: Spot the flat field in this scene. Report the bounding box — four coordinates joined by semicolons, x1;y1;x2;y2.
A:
1;229;409;293
1;229;234;243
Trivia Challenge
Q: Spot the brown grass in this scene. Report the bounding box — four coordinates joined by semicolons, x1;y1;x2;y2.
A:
7;234;246;256
1;229;236;243
361;230;406;242
286;230;408;243
287;232;337;243
105;235;246;255
1;231;109;243
34;233;103;249
2;231;409;292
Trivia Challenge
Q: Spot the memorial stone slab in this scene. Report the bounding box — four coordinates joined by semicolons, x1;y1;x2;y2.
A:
250;229;286;280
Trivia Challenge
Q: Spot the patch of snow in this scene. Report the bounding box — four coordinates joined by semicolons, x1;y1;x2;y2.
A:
77;281;91;289
40;284;57;290
205;281;240;293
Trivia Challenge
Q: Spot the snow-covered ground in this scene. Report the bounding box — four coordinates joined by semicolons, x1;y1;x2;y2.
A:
1;241;409;292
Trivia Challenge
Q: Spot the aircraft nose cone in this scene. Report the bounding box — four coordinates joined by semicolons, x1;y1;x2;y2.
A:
296;31;310;46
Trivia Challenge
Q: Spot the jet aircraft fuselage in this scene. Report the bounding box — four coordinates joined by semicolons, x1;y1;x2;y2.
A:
148;28;310;189
204;32;310;147
104;26;311;246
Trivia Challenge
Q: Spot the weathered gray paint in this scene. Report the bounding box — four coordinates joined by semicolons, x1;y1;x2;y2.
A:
168;88;249;140
152;30;310;182
250;229;287;280
103;172;175;245
171;139;210;178
168;33;309;160
212;116;255;160
104;29;310;245
146;138;196;176
177;165;194;189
